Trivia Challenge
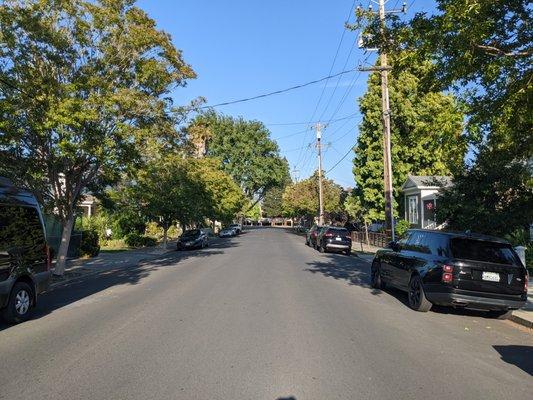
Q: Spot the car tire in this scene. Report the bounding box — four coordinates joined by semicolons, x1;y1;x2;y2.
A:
2;282;33;324
371;261;385;289
344;249;351;256
408;275;432;312
487;309;513;320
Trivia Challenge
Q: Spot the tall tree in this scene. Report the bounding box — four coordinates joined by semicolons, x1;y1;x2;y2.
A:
282;172;343;220
0;0;195;274
389;0;532;235
186;112;290;203
353;61;466;222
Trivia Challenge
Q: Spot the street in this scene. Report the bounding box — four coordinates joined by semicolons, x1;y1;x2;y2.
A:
0;228;531;400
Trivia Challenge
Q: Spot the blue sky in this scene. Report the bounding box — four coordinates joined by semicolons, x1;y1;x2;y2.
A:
138;0;434;188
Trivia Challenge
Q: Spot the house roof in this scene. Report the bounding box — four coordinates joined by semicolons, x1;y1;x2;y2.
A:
402;175;452;191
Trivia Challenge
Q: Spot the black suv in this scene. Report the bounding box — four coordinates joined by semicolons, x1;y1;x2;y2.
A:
371;229;528;318
1;178;51;323
316;226;352;255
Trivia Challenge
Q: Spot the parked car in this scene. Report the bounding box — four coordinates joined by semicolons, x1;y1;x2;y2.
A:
316;226;352;255
371;229;528;318
229;223;242;234
177;229;209;250
305;224;322;248
219;227;237;238
0;177;52;324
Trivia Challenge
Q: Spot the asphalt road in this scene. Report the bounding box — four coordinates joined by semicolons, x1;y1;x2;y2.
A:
1;228;532;400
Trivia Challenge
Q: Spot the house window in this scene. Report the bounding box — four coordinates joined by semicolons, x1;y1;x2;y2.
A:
408;196;419;224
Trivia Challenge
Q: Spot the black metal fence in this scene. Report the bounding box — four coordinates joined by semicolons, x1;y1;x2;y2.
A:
351;231;390;248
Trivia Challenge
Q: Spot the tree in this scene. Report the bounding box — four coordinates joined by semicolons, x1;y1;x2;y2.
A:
389;1;532;236
262;186;285;217
352;61;466;222
130;156;245;246
282;172;343;220
0;0;195;274
186;112;290;203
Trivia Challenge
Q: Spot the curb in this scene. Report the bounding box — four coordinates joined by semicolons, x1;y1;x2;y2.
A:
510;312;533;329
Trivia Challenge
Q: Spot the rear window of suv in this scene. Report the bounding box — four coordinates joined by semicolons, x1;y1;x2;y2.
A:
450;238;521;265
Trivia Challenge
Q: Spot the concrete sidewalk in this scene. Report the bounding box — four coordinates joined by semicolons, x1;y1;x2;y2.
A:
49;242;177;289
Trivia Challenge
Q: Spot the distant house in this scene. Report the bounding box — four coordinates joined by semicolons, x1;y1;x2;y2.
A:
402;175;451;229
79;194;98;217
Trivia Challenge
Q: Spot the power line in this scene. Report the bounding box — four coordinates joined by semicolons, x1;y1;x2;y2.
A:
326;143;356;174
266;112;358;127
198;69;357;109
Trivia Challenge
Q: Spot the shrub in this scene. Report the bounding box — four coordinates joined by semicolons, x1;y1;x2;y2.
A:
395;219;411;239
79;229;100;257
124;232;158;248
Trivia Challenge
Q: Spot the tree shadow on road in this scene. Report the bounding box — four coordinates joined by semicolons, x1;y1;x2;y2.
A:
0;240;236;332
493;345;533;376
304;252;410;307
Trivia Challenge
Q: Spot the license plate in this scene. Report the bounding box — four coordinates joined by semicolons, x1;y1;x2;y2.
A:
335;237;342;241
482;271;500;282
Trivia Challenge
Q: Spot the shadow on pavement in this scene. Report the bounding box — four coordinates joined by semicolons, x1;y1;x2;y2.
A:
0;239;237;332
493;345;533;376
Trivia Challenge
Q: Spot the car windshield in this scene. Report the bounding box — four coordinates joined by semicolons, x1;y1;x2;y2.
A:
450;238;521;265
182;230;200;238
329;228;348;233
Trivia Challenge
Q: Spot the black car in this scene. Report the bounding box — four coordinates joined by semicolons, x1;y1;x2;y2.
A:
371;229;528;318
0;178;52;323
177;229;209;250
316;226;352;255
305;224;322;248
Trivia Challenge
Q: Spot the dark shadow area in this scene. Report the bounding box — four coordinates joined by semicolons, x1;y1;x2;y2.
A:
493;345;533;376
276;397;296;400
0;239;237;332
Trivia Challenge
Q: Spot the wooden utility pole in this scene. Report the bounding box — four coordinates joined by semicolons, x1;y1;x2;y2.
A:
356;0;406;242
314;123;326;225
378;0;395;241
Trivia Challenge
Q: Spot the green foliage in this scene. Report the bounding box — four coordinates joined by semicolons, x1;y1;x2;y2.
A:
395;219;411;239
113;213;146;238
438;153;533;238
124;233;157;248
282;172;343;218
262;186;285;217
353;60;466;222
0;0;195;273
244;202;262;221
79;229;100;258
187;112;290;200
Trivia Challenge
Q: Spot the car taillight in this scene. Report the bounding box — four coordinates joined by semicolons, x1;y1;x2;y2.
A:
442;265;453;283
525;271;529;293
345;235;351;240
324;233;333;237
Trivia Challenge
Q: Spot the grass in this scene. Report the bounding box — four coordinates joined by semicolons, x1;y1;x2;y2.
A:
100;239;131;253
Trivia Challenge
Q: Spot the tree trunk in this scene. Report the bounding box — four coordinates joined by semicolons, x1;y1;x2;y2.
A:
53;212;75;276
364;220;370;246
162;225;169;249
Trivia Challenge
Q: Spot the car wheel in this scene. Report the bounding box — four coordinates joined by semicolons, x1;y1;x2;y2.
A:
345;249;351;256
2;282;33;324
408;275;432;312
371;261;385;289
487;309;513;320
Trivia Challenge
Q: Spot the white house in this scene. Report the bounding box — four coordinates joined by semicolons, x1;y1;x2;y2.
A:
402;175;451;229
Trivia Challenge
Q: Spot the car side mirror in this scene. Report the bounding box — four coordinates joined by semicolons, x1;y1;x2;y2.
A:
388;241;400;252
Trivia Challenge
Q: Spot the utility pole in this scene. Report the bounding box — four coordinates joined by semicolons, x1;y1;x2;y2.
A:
314;122;326;225
355;1;406;242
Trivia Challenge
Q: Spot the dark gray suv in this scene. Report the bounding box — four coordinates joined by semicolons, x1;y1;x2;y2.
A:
0;178;51;323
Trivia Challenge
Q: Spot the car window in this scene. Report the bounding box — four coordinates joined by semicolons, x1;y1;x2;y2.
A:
182;230;200;237
426;233;449;257
405;231;430;254
0;204;46;260
450;239;521;265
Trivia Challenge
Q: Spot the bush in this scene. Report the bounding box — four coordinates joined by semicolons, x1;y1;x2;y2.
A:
124;232;157;248
79;229;100;257
395;219;411;239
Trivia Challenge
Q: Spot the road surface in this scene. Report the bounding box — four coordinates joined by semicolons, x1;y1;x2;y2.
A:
1;228;531;399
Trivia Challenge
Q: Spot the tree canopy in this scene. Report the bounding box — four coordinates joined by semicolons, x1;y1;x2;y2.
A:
186;112;290;201
352;60;466;222
0;0;195;274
